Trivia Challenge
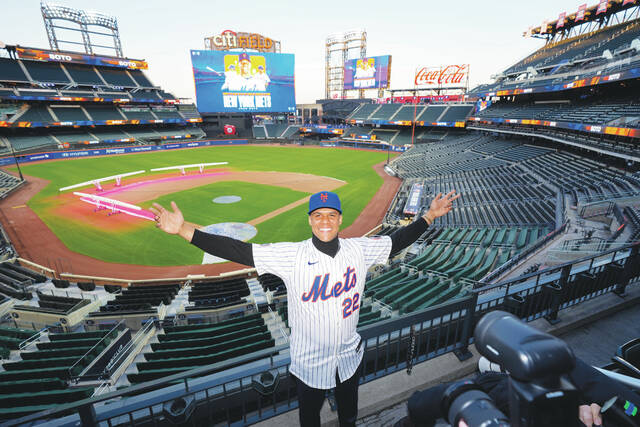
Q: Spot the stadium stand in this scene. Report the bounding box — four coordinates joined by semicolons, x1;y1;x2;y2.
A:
22;61;70;84
264;123;289;138
49;106;89;122
0;58;29;82
504;20;640;75
252;125;267;138
92;284;179;315
187;278;250;310
63;64;103;85
0;52;203;156
127;314;275;384
0;327;123;420
95;67;137;87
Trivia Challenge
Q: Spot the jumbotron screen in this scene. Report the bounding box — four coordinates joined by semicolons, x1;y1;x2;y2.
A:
343;55;391;90
191;50;296;113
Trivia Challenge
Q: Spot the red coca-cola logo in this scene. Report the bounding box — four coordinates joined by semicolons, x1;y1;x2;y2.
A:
414;65;468;86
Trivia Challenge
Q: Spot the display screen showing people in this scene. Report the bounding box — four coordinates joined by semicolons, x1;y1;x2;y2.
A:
343;55;391;90
191;50;296;113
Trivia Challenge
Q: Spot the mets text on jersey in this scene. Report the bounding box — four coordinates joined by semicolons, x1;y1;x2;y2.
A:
301;266;356;303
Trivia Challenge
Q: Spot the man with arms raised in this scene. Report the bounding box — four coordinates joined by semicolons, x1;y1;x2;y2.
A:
151;190;460;427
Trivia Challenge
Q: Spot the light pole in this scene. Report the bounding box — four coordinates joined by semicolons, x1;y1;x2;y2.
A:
386;142;390;165
9;144;23;181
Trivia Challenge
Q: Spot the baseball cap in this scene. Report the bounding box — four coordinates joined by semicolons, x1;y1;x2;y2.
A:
308;191;341;214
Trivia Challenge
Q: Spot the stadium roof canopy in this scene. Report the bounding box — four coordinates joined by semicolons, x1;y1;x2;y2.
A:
527;0;640;41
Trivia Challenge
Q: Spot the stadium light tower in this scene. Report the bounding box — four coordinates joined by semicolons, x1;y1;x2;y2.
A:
41;2;123;57
325;30;367;99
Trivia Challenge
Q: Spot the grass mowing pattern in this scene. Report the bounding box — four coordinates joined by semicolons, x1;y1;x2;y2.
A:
18;145;390;266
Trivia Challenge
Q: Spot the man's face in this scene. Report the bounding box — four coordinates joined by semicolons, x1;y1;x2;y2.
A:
308;208;342;242
240;60;251;76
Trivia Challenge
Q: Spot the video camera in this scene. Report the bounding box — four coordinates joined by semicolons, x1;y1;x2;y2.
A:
440;311;584;427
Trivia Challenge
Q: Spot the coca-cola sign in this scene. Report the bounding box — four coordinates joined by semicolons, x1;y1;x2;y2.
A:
414;64;469;87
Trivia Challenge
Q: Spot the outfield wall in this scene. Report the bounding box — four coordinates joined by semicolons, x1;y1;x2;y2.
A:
0;139;249;166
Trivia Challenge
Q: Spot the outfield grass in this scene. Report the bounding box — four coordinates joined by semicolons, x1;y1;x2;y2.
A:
18;145;391;266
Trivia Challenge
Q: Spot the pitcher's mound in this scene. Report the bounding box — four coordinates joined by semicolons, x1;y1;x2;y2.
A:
213;195;241;204
201;222;257;264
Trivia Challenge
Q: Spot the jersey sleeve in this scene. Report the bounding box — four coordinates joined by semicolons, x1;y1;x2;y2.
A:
352;236;392;269
251;242;299;282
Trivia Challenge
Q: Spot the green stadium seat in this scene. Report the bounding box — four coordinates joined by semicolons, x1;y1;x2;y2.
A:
392;277;441;311
379;275;424;304
493;228;508;245
468;248;499;281
450;248;487;281
0;378;66;395
158;318;263;342
151;325;268;351
400;279;451;313
482;229;497;247
0;386;93;408
473;228;488;244
0;365;82;381
3;355;87;371
144;332;272;360
435;246;467;271
516;228;528;249
163;313;261;333
505;228;518;246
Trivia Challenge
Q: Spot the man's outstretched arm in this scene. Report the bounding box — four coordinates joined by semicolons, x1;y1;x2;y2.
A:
389;190;460;256
150;202;254;267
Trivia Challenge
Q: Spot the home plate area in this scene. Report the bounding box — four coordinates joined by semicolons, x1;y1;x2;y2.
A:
201;222;257;264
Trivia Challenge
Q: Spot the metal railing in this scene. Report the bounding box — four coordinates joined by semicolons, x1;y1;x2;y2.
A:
68;319;126;382
18;327;48;351
5;242;639;427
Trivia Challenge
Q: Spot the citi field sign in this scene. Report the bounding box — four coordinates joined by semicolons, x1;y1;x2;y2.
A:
206;30;280;53
414;64;469;87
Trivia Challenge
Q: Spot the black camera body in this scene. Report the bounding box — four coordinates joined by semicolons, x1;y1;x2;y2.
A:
444;310;582;427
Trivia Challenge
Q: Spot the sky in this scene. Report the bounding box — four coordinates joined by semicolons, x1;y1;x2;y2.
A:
2;0;591;104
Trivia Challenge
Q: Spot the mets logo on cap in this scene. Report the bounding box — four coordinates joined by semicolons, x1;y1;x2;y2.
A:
309;191;342;214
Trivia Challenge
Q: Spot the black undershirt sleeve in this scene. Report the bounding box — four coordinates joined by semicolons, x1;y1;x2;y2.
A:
389;217;430;256
190;228;255;267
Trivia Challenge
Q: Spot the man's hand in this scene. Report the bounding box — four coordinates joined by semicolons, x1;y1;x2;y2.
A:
424;190;461;224
149;201;194;241
579;403;602;427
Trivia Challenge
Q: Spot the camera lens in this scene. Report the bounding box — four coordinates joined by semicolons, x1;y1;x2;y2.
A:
442;380;510;427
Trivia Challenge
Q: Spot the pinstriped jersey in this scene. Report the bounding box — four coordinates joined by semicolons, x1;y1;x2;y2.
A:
253;236;392;389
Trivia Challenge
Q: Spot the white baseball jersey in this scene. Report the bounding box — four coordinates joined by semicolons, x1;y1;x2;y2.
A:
253;236;392;389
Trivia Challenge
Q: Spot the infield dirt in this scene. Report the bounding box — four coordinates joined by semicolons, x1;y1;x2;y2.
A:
0;162;400;280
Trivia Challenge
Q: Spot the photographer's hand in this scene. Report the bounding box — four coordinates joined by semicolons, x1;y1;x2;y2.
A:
579;403;602;427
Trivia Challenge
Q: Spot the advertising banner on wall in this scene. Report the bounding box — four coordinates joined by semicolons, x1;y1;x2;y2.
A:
15;47;148;69
191;50;295;113
414;64;469;88
343;55;391;90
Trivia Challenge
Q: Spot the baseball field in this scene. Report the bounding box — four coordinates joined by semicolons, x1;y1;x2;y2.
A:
14;145;394;267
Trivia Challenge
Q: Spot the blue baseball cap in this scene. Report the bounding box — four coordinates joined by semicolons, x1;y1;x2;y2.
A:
308;191;341;214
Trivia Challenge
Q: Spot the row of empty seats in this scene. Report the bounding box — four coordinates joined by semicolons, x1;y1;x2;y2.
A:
476;98;640;127
187;278;250;310
128;313;274;384
0;58;157;89
90;284;179;316
1;126;206;152
11;104;186;123
252;124;300;139
0;327;120;420
348;103;474;123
